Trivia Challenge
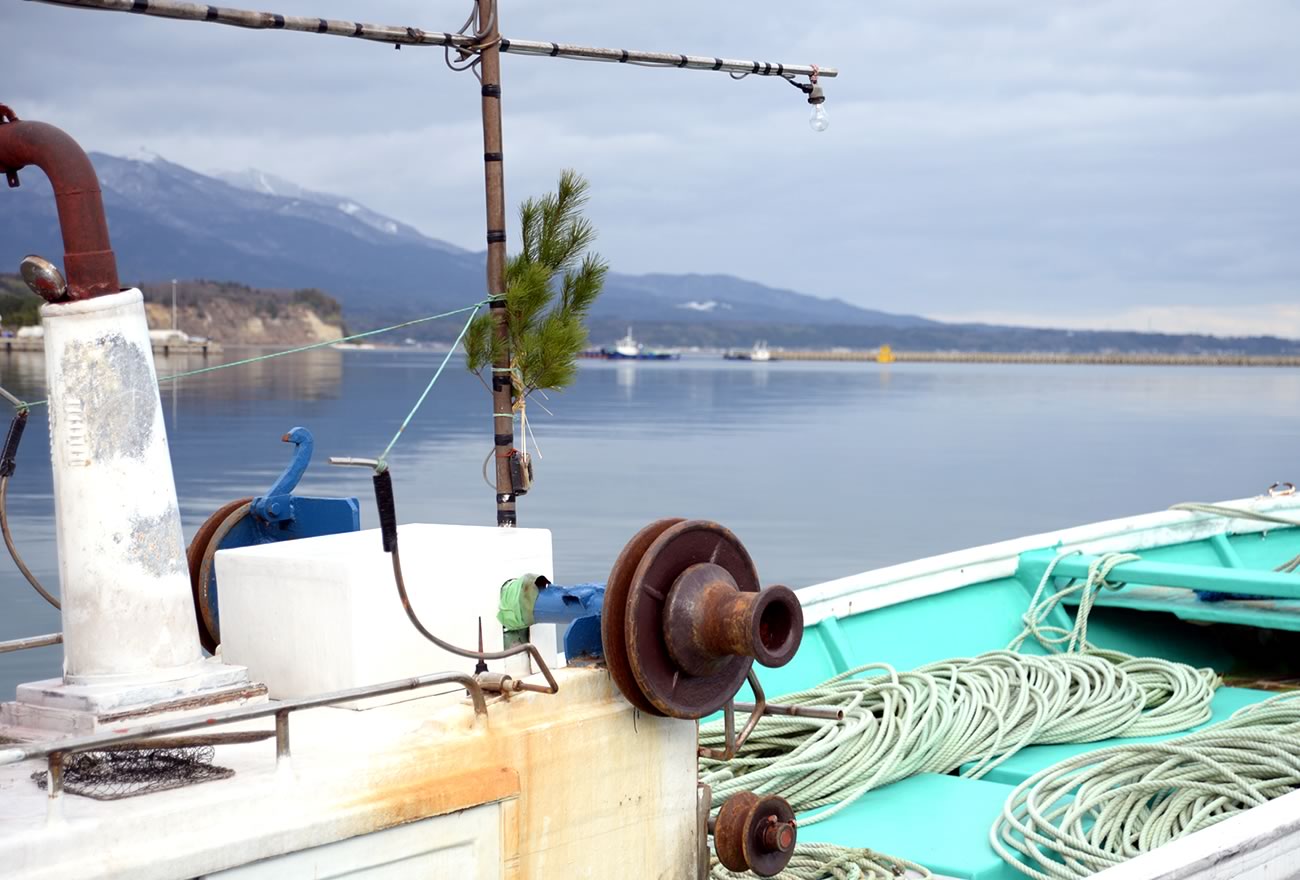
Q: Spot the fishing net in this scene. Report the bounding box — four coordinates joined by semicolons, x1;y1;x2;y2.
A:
32;745;234;800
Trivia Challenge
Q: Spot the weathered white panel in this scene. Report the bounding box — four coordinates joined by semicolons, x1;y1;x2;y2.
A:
204;804;503;880
217;524;554;699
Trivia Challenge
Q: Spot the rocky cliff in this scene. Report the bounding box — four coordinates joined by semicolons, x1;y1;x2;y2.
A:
0;276;344;346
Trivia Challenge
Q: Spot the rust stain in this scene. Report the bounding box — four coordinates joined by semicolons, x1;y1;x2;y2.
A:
326;668;696;876
339;765;519;833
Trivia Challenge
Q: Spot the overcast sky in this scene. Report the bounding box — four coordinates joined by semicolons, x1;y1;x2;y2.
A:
5;1;1300;336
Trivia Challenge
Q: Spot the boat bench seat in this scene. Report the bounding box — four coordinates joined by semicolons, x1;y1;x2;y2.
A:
1018;547;1300;631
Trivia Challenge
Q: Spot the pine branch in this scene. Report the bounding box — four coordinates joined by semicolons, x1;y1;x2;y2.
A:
466;170;606;403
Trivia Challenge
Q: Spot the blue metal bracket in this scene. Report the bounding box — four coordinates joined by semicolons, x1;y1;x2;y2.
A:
232;426;360;543
251;427;313;523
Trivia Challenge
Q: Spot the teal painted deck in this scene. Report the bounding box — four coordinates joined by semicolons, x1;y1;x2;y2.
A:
763;525;1300;879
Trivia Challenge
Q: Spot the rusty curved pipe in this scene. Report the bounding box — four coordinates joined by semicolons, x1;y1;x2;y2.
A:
0;105;119;300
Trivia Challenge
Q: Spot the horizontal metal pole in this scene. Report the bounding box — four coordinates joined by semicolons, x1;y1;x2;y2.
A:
735;701;845;721
1018;549;1300;600
0;632;62;654
499;39;836;78
0;669;486;766
28;0;836;78
30;0;474;48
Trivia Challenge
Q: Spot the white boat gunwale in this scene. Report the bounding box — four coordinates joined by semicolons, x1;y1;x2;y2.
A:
799;493;1300;626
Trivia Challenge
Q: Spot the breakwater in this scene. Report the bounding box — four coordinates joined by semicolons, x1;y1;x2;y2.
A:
774;350;1300;367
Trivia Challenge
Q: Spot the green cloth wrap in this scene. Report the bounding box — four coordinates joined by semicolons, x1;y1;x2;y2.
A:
497;573;545;631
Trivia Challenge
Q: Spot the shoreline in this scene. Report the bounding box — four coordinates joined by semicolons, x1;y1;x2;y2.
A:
771;350;1300;367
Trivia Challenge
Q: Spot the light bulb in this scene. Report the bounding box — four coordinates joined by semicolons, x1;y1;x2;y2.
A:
809;102;829;132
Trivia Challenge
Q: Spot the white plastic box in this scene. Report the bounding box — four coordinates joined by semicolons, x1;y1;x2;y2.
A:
215;524;554;700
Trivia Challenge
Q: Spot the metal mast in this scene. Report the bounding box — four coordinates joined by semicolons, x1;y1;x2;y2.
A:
476;0;515;527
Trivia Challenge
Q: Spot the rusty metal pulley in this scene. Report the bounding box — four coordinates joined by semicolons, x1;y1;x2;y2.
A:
712;791;798;877
186;498;254;653
602;519;804;719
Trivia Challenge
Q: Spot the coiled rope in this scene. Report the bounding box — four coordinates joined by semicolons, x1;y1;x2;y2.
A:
993;690;1300;879
699;550;1220;879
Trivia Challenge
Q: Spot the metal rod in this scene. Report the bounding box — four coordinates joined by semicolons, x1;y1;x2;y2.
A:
0;669;488;766
46;752;63;800
736;701;844;722
0;632;62;654
480;0;516;529
697;783;713;880
698;669;768;761
27;0;838;78
274;709;290;767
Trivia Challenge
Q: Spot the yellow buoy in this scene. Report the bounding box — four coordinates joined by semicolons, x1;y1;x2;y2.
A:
876;344;895;364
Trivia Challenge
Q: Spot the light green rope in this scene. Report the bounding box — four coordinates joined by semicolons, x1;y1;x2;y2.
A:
992;691;1300;879
9;301;488;411
374;300;483;470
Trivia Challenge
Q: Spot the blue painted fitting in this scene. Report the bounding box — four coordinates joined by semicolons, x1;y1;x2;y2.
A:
532;582;606;659
563;615;604;659
533;582;605;625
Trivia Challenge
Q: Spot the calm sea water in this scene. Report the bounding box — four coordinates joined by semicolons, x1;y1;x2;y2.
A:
2;349;1299;697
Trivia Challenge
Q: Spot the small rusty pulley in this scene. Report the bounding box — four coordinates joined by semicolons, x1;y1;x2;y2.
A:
602;519;804;719
712;791;798;877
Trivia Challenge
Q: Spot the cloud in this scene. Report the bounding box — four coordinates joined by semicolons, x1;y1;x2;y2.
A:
3;0;1298;333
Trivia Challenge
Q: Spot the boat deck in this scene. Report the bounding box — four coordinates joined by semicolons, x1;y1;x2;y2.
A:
752;502;1300;880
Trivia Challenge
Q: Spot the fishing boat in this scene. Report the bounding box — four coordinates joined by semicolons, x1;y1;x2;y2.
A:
597;327;680;361
6;6;1300;880
724;341;774;362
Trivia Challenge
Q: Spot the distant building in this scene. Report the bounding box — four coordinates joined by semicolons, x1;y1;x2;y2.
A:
148;328;191;344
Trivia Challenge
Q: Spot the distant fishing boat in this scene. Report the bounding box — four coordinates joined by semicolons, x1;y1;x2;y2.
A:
724;340;774;362
592;327;679;360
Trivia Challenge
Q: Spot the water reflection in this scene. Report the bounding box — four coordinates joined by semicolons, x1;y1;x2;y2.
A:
2;352;1300;699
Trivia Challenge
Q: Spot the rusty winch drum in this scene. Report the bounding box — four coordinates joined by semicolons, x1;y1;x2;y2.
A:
602;518;804;719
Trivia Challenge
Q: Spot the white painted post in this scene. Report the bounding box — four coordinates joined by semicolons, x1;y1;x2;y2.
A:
41;289;206;682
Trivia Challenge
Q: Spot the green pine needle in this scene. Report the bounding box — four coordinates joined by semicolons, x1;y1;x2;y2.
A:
464;170;608;402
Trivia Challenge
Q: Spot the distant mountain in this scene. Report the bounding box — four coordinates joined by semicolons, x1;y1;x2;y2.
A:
0;152;928;330
4;153;1297;354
